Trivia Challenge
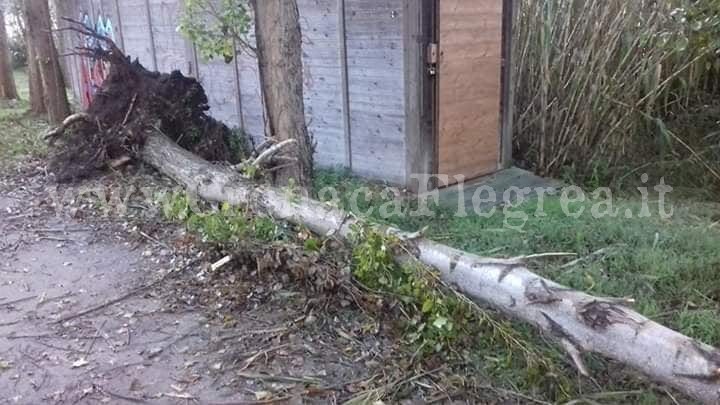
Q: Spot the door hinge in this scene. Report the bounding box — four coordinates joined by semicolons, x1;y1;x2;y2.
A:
427;43;438;76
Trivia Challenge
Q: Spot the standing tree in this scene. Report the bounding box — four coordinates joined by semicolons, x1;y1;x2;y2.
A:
251;0;313;188
20;0;43;113
180;0;313;189
0;4;18;99
24;0;68;123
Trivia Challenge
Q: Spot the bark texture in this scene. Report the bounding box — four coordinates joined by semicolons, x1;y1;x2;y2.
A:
251;0;313;189
24;0;69;123
140;132;720;404
26;41;45;113
0;7;18;99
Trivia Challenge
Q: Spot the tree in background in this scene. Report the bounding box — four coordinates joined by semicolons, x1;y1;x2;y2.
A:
23;0;68;123
180;0;313;189
0;4;18;99
21;0;43;114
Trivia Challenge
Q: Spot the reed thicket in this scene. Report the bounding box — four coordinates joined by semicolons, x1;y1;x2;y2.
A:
513;0;720;188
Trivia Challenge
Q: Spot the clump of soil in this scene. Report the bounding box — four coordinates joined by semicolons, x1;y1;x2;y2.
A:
49;34;245;182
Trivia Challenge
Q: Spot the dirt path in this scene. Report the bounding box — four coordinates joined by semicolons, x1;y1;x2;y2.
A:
0;165;399;404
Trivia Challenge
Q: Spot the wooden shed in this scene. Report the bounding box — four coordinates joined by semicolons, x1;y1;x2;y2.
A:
58;0;515;191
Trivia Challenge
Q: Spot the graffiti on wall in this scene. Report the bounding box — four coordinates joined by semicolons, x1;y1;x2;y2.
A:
78;13;115;108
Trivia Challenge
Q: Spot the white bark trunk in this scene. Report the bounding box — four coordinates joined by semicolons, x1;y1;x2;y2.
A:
142;133;720;404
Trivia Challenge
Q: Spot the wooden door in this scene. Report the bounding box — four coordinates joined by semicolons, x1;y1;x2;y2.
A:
437;0;503;185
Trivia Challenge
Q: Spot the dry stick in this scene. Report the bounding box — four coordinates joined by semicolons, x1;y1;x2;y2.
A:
53;264;189;324
232;139;298;172
252;139;297;167
85;319;108;357
122;94;138;126
0;295;37;308
138;230;171;250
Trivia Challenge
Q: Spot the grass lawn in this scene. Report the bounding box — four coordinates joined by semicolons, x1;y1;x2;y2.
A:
315;169;720;402
0;70;50;166
315;170;720;345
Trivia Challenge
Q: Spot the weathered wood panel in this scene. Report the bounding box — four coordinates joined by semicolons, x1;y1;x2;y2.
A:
345;0;406;184
403;0;434;192
60;0;436;187
298;0;346;168
198;57;242;128
56;0;81;103
437;0;503;184
148;0;189;74
236;44;265;145
116;0;155;68
100;0;123;44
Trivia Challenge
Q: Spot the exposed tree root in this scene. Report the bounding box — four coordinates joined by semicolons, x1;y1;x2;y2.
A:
47;20;246;182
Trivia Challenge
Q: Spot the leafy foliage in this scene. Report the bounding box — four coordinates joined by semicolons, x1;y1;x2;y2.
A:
178;0;253;62
349;224;572;399
669;0;720;59
162;191;282;243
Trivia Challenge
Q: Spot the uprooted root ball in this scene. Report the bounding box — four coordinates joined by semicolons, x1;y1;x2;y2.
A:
49;55;246;182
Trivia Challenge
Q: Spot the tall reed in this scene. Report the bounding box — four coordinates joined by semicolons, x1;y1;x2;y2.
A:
512;0;718;182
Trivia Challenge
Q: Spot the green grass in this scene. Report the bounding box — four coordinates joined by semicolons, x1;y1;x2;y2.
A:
315;168;720;401
0;70;49;165
315;169;720;345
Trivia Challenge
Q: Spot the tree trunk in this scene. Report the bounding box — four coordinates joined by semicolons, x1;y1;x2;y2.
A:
19;0;45;114
251;0;313;189
24;0;69;124
26;43;45;113
139;131;720;405
0;7;18;100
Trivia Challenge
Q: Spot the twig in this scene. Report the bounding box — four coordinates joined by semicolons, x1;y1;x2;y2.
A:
237;344;289;372
100;388;147;403
235;371;321;385
37;235;81;244
0;295;37;308
53;267;182;324
207;397;292;405
109;156;132;169
138;230;171;250
33;227;90;233
217;326;289;343
233;139;298;172
85;320;108;357
37;292;75;308
210;255;232;271
122;94;138;126
510;252;577;262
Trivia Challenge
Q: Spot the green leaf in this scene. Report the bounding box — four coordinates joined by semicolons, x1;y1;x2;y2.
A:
433;316;448;330
422;298;434;314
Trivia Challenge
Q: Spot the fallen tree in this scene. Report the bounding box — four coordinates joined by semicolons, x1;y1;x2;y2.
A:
48;19;246;182
50;27;720;404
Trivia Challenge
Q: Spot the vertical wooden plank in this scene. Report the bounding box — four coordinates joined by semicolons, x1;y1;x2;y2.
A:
437;0;503;184
297;0;346;168
338;0;352;169
148;0;187;73
143;0;158;70
116;0;155;67
403;0;434;191
345;0;406;184
233;39;245;131
500;0;517;169
113;0;125;51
